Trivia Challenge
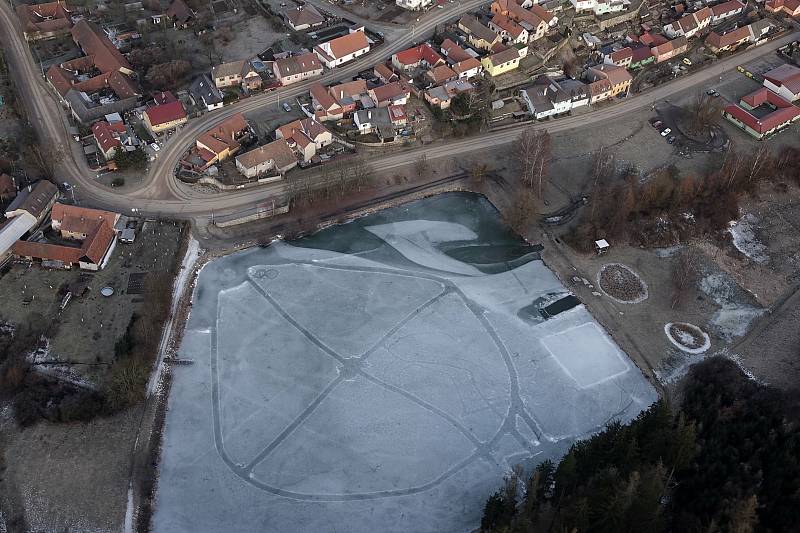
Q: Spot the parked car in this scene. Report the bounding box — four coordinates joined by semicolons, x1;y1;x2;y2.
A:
667;136;676;144
682;58;692;66
282;102;292;112
651;120;663;128
660;128;672;137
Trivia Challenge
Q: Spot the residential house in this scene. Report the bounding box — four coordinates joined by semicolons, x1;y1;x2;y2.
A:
427;65;458;85
664;7;712;39
212;59;261;91
765;0;800;17
705;25;751;53
143;100;187;135
369;81;411;107
13;203;117;271
309;79;368;121
195;113;250;167
0;174;17;202
570;0;626;16
603;47;633;68
650;36;688;62
50;203;119;240
284;5;325;31
723;87;800;139
588;79;613;104
763;64;800;102
491;0;553;41
458;16;501;51
5;180;58;224
424;79;475;109
710;0;745;24
235;139;297;179
489;14;529;44
276;118;333;161
396;0;434;10
16;1;74;41
521;77;589;119
165;0;194;28
273;52;323;86
481;46;525;77
452;57;483;79
46;20;140;123
190;74;224;111
91;120;126;159
314;29;370;68
374;63;399;83
391;44;445;72
440;39;474;63
586;63;632;99
354;105;407;139
629;43;655;69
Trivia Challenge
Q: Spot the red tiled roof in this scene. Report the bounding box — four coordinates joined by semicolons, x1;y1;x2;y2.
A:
711;0;744;16
370;81;410;104
706;25;750;48
440;39;472;63
16;1;73;35
145;100;187;126
394;43;444;67
316;30;369;61
153;91;177;104
453;57;482;74
71;19;131;73
726;88;800;134
92;120;122;153
764;64;800;95
51;202;119;235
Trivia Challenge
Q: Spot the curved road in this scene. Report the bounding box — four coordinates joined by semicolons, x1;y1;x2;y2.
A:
1;0;796;218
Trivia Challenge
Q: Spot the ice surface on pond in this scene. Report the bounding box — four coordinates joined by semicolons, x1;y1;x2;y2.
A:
729;213;768;264
154;193;657;533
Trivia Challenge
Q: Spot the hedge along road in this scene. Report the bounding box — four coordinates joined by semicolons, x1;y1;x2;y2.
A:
1;0;796;219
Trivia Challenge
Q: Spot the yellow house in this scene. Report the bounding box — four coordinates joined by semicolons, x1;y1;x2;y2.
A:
481;47;524;77
143;100;187;135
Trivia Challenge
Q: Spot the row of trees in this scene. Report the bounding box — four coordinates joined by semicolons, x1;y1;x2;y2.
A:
285;157;375;208
481;357;800;533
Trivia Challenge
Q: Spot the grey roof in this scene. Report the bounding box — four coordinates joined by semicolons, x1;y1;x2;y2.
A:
6;180;58;219
190;74;224;105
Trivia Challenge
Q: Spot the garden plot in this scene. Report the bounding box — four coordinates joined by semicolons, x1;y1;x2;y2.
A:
155;193;657;533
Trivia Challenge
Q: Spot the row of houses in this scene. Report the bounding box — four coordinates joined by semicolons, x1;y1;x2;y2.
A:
520;63;632;119
663;0;745;39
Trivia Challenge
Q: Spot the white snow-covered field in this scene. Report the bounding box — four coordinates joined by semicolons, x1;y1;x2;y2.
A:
154;196;657;533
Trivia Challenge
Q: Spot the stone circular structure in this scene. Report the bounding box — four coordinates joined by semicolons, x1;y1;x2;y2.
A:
664;322;711;354
597;263;649;304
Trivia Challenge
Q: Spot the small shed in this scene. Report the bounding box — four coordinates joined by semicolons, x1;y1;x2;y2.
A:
595;239;610;254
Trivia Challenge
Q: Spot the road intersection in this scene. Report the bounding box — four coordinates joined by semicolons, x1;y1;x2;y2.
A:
0;0;796;219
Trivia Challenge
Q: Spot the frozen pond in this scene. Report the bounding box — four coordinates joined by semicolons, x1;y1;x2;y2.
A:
154;193;657;533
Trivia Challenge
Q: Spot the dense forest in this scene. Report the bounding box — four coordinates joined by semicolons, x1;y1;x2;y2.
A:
480;357;800;533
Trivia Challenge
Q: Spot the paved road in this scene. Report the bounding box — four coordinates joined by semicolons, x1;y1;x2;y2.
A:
1;0;796;218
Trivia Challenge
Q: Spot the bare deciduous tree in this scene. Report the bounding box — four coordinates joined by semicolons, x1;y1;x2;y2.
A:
671;247;700;309
515;127;551;198
503;190;537;235
687;92;722;136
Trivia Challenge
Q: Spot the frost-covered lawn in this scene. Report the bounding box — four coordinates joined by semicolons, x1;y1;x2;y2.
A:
154;194;657;533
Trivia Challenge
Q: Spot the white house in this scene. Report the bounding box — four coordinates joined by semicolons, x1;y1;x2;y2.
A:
275;118;333;161
396;0;433;10
570;0;627;15
763;64;800;102
314;29;370;69
235;139;297;179
710;0;745;24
